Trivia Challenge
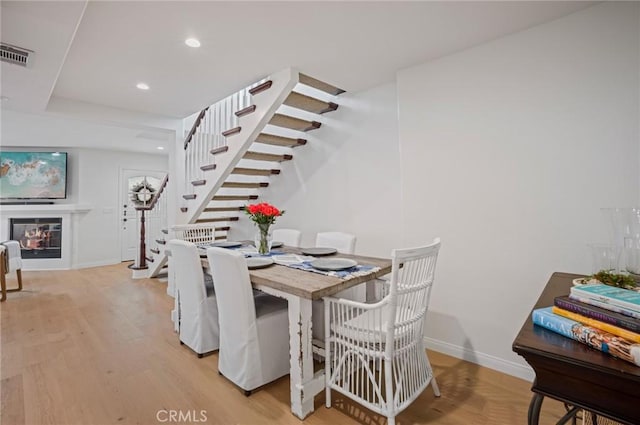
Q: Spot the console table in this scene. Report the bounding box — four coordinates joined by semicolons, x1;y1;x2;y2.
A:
512;272;640;425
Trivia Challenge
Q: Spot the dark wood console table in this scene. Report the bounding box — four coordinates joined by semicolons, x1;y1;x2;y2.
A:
512;272;640;425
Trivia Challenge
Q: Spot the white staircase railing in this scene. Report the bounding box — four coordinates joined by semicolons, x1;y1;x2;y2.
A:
180;68;300;225
183;79;267;194
132;174;169;278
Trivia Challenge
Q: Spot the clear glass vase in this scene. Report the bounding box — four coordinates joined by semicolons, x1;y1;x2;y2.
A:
254;224;272;255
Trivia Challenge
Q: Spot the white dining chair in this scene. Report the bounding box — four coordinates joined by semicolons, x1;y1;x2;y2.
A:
0;241;23;293
169;240;219;357
272;228;302;247
325;238;442;425
206;247;290;395
312;231;360;341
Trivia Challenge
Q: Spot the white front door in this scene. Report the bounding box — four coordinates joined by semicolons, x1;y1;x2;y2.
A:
120;168;165;262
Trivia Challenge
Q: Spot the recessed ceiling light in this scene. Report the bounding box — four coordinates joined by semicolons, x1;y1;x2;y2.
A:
185;38;201;48
136;82;150;90
157;146;165;150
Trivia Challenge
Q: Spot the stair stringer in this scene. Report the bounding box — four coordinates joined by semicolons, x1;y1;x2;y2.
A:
182;68;300;225
146;249;169;279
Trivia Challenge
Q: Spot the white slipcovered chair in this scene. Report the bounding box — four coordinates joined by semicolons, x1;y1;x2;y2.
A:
168;239;219;357
312;231;359;341
206;246;290;395
325;238;442;425
272;228;302;247
0;240;23;301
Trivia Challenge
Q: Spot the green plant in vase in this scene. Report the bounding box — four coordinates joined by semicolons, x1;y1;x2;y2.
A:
244;202;285;255
588;270;638;290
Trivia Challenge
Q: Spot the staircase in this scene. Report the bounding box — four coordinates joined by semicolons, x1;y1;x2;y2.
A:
145;68;345;278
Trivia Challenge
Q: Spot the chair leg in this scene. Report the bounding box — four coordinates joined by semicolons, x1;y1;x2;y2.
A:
431;377;441;397
387;415;396;425
0;272;6;302
7;270;23;293
16;269;22;291
197;353;204;358
243;390;251;397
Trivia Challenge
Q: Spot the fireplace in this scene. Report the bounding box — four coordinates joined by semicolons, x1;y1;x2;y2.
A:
10;217;62;259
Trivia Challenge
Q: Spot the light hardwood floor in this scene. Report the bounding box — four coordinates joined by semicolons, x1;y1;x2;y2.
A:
1;264;568;425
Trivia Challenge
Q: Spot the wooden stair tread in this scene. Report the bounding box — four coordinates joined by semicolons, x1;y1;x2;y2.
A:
203;206;244;212
210;146;229;155
254;133;307;147
215;235;226;240
235;105;256;117
284;92;338;114
213;195;259;201
222;126;241;137
200;164;217;171
194;217;239;223
243;151;293;162
269;114;321;132
222;182;269;189
183;194;197;200
232;167;280;176
248;80;273;95
191;180;206;186
299;73;345;96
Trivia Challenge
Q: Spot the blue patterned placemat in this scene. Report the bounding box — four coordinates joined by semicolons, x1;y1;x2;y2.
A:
287;261;380;280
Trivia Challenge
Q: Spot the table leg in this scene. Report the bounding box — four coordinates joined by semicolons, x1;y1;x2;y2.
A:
288;296;315;419
528;393;544;425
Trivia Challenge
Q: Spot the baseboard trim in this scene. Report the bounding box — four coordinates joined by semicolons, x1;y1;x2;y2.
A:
424;337;535;382
73;259;120;269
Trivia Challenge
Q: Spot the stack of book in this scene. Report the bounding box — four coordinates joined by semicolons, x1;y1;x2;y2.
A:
532;282;640;367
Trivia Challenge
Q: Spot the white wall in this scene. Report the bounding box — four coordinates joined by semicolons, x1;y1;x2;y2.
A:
0;146;168;268
239;82;404;257
397;2;639;378
74;148;168;268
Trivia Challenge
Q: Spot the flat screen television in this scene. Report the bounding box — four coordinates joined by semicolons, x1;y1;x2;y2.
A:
0;151;68;199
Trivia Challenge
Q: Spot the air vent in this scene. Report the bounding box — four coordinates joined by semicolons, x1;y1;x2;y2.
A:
0;43;33;67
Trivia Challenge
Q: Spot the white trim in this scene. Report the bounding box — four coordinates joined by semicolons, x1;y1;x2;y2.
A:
73;259;121;269
424;336;535;382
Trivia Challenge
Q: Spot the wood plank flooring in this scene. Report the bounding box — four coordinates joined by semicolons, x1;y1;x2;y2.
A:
1;264;569;424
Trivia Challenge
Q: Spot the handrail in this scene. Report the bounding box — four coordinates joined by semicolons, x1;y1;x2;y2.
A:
135;174;169;211
183;107;209;150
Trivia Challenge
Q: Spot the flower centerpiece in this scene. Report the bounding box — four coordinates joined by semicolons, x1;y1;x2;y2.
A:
244;202;285;254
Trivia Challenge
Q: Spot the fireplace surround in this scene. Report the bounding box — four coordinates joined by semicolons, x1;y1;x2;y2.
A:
10;217;62;259
0;204;91;270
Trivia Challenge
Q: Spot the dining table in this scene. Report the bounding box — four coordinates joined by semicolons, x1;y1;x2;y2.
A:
200;244;392;420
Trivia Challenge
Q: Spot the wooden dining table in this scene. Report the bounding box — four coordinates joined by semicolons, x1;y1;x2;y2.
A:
201;245;392;420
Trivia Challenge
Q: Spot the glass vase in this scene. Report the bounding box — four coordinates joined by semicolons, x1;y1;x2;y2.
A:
254;224;272;255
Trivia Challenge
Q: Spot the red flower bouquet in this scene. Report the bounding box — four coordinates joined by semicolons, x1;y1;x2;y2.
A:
244;203;285;254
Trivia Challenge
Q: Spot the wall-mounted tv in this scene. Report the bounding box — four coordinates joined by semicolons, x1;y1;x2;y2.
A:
0;151;68;199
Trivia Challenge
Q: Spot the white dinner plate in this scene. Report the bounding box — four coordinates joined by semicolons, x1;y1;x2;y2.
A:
310;258;357;271
300;247;337;256
211;241;243;249
246;257;275;269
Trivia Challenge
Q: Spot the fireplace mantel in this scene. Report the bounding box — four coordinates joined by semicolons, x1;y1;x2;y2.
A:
1;204;92;215
1;204;93;270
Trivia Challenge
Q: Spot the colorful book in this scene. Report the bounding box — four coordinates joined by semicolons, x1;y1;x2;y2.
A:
552;306;640;343
570;283;640;316
555;296;640;333
568;294;640;320
531;307;640;367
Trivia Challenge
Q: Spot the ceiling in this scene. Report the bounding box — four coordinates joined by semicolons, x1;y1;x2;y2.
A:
0;1;596;150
